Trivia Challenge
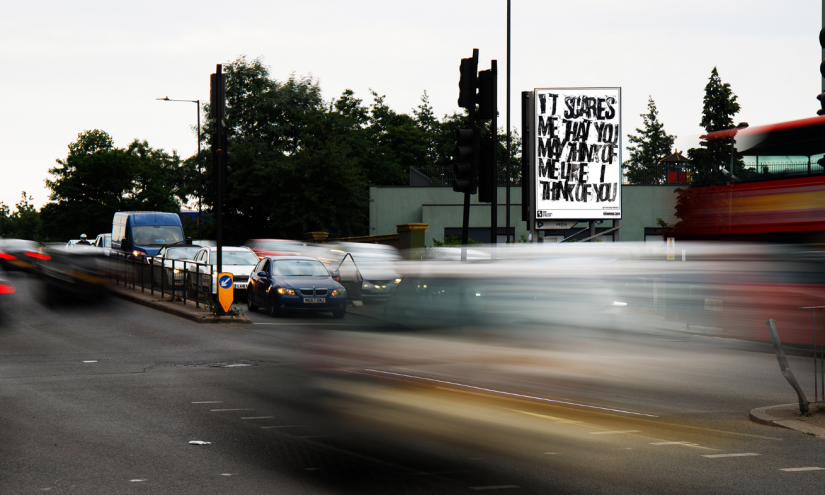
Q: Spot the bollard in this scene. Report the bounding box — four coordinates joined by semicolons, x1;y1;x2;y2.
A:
766;319;809;414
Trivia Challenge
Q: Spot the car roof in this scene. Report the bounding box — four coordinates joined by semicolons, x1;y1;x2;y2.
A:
203;246;253;252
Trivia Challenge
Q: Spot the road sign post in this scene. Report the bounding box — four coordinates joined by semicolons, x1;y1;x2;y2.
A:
217;272;234;313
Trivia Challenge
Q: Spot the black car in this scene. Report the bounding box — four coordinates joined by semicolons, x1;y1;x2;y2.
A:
247;256;347;318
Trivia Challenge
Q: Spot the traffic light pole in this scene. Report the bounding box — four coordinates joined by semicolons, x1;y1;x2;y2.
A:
211;64;224;275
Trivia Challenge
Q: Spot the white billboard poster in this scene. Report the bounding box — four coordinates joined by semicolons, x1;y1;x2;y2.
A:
534;88;621;220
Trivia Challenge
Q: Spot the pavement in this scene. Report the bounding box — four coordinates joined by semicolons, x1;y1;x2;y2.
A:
109;283;252;324
750;402;825;437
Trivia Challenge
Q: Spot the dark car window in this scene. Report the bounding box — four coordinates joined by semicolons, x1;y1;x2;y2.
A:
271;259;329;277
262;259;271;273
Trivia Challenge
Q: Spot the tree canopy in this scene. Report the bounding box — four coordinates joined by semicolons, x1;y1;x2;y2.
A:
623;97;676;185
38;130;193;242
686;67;746;186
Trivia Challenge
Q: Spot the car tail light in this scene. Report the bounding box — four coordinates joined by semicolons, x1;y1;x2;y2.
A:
25;251;51;260
0;252;16;260
0;284;15;294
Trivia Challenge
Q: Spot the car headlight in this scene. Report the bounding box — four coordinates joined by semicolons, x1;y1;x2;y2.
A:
394;278;402;284
277;287;296;296
331;288;346;297
173;268;181;274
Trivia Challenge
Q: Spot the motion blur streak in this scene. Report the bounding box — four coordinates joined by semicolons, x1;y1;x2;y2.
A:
365;369;658;417
295;242;825;461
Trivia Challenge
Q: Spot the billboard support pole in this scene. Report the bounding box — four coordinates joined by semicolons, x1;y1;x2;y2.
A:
490;60;498;251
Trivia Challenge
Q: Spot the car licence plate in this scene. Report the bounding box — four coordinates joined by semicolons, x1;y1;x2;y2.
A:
304;297;325;304
234;283;247;290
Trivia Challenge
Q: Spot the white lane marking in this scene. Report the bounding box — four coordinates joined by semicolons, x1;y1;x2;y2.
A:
650;441;698;446
366;369;658;417
507;408;587;425
469;485;520;491
83;360;97;363
544;452;558;455
241;416;274;420
210;409;254;412
702;453;760;458
262;425;305;429
779;467;825;472
192;401;222;404
189;440;211;445
223;364;251;367
129;479;147;482
220;473;233;476
589;430;641;435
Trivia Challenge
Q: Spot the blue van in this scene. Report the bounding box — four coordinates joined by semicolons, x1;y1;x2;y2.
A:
111;211;185;259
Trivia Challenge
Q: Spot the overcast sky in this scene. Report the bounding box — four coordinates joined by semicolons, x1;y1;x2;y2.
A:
1;0;821;209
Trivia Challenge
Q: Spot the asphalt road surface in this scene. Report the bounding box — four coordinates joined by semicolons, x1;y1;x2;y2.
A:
1;271;824;494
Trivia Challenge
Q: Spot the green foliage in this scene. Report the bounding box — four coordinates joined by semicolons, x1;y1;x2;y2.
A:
623;97;676;184
0;192;42;240
40;130;192;242
686;67;747;186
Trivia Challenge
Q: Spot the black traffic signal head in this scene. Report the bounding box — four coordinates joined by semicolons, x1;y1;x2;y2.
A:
818;92;825;116
477;131;495;203
452;128;479;194
476;69;495;120
457;49;479;110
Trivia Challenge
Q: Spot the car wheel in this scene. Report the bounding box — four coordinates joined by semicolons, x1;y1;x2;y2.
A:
267;295;281;317
247;290;259;312
332;309;346;319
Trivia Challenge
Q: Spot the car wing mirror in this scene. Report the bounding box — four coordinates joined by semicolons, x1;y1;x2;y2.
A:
257;271;267;278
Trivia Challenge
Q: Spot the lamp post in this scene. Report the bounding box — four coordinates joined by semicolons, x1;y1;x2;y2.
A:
157;97;202;240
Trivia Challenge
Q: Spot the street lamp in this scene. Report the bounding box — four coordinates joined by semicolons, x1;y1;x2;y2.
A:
157;96;202;240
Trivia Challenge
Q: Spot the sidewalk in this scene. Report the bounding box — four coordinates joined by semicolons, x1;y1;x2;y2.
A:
750;403;825;438
109;284;251;324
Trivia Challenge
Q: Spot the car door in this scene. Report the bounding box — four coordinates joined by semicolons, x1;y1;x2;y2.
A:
255;259;271;303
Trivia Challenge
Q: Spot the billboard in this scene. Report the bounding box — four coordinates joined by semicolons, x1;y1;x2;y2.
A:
534;88;621;220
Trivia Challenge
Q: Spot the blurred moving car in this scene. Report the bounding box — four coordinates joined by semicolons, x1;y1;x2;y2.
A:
0;238;45;272
245;239;304;259
37;245;112;303
247;256;347;318
151;243;201;289
185;246;258;300
325;242;403;304
92;233;111;248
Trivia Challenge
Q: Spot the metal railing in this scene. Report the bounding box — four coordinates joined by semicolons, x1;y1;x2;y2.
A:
108;252;217;307
622;162;824;186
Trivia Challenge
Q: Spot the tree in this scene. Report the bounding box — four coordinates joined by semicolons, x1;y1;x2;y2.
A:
40;130;191;242
686;67;745;186
623;97;676;184
0;192;41;240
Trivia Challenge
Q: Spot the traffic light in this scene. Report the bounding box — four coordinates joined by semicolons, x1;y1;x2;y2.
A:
458;49;479;110
477;131;495;203
476;69;495;120
453;128;479;194
818;93;825;116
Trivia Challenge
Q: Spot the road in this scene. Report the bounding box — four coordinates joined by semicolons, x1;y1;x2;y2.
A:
1;270;824;494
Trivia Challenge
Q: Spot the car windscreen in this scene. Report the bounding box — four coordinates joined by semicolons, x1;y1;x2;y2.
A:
271;259;330;277
166;247;200;260
132;226;184;246
220;251;259;265
103;236;111;248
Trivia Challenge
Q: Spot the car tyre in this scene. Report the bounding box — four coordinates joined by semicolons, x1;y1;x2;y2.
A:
268;295;281;317
332;309;346;319
247;291;259;312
